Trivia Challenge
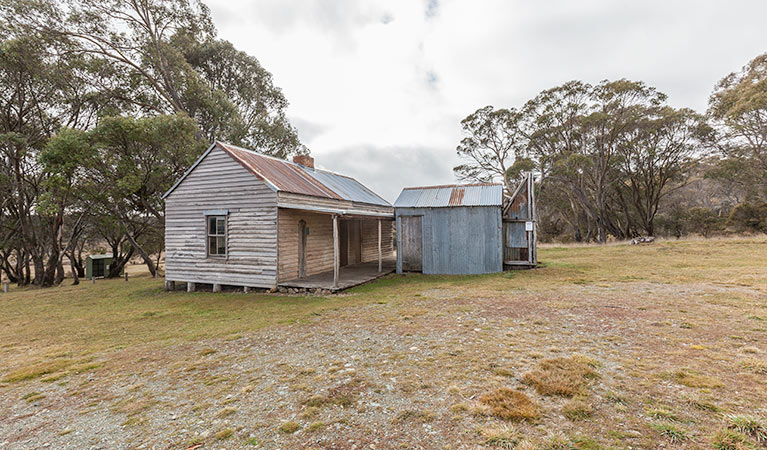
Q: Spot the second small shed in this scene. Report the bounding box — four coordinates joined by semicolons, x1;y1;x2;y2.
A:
394;183;503;275
86;254;122;279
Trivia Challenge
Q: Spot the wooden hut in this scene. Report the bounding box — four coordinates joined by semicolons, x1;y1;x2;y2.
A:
162;142;395;292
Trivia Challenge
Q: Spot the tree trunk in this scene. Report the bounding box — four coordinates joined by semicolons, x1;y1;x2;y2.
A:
54;259;65;285
69;252;80;285
108;247;134;278
124;228;156;277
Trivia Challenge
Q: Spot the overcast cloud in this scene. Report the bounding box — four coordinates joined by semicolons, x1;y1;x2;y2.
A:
207;0;767;202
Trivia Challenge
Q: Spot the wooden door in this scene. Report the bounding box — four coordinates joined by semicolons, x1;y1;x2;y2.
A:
298;220;307;278
401;216;422;272
348;220;362;265
339;220;349;267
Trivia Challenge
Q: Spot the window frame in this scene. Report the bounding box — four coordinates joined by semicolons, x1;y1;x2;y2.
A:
206;214;228;258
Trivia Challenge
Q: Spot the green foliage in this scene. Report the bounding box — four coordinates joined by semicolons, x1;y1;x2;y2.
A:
3;0;302;156
684;207;723;237
709;52;767;202
726;203;767;233
454;105;528;194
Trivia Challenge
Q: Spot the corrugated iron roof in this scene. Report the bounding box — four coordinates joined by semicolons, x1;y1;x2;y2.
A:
218;142;391;207
394;183;503;208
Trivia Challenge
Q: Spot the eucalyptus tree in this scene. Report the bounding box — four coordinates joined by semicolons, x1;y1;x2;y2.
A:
0;35;104;285
708;52;767;201
617;107;712;236
85;114;206;276
453;106;528;195
2;0;302;155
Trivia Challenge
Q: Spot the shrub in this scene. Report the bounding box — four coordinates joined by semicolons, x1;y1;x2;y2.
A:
726;202;767;234
685;207;723;237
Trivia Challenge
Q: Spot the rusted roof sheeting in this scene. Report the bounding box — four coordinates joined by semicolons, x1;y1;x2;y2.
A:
219;142;340;199
448;188;465;206
394;183;503;208
217;142;390;207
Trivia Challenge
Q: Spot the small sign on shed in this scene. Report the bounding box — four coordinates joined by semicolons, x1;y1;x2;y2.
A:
525;221;534;232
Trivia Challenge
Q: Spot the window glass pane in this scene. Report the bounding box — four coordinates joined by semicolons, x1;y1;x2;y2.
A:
216;218;226;235
208;217;216;235
217;236;226;255
208;236;217;255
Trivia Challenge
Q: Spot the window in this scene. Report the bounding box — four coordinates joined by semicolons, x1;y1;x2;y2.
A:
207;215;227;256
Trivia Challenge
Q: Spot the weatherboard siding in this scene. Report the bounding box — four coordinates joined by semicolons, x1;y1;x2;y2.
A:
165;146;279;288
277;209;335;281
361;219;395;262
277;210;396;282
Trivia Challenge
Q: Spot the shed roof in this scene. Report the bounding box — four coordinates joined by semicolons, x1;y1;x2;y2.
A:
87;254;113;260
164;142;390;207
394;183;503;208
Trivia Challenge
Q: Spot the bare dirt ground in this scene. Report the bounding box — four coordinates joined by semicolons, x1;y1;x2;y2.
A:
1;238;766;449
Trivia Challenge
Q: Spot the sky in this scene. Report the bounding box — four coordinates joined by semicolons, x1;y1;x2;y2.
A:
206;0;767;202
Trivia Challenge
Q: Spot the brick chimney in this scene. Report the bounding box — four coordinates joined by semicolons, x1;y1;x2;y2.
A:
293;154;314;168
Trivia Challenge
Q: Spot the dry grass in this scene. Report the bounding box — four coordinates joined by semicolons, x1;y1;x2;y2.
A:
277;421;300;434
2;359;73;383
650;422;689;443
392;409;437;424
562;398;593;420
521;355;599;397
479;425;520;448
726;415;767;442
646;407;682;422
214;428;233;440
303;377;366;408
479;388;540;421
2;237;767;449
669;369;724;388
711;429;753;450
738;357;767;375
214;407;237;418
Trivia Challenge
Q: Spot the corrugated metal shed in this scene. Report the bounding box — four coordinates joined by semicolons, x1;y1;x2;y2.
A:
394;183;502;208
166;141;391;207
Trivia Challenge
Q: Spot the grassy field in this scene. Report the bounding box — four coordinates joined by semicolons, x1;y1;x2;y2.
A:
1;238;766;449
